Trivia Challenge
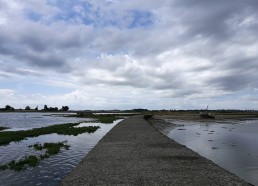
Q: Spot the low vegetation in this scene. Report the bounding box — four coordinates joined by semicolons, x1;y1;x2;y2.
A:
0;141;70;171
74;113;118;123
29;141;70;156
0;123;99;146
0;155;39;171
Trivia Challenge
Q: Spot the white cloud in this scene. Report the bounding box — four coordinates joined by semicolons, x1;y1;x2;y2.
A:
0;89;15;96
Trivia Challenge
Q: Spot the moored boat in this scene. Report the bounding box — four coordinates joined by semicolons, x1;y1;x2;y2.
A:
199;112;215;119
199;105;215;119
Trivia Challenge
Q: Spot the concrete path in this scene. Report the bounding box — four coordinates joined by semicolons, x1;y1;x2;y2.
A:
61;115;250;186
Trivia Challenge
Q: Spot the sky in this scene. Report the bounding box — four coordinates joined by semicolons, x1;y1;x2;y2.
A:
0;0;258;110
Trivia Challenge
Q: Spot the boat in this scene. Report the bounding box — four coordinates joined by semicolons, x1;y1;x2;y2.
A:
199;106;215;119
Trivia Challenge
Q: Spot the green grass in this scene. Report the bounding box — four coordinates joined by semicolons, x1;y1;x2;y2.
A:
74;113;118;123
96;115;117;123
0;155;40;171
1;141;70;171
0;123;100;146
30;143;43;150
44;142;70;155
29;141;70;156
0;126;9;131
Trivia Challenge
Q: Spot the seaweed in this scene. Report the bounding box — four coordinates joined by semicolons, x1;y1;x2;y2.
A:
1;141;70;171
0;123;99;146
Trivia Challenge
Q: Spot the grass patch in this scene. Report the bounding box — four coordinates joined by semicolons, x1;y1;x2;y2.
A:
1;141;70;171
74;113;118;123
0;123;99;146
30;143;43;150
0;126;9;131
29;141;70;156
0;155;40;171
44;142;70;155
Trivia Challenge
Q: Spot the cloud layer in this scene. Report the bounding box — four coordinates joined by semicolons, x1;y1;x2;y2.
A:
0;0;258;110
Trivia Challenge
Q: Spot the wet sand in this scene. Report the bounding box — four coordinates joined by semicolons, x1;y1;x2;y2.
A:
61;115;250;185
154;111;258;121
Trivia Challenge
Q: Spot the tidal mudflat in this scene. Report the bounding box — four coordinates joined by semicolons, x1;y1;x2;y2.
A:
0;112;122;186
154;115;258;186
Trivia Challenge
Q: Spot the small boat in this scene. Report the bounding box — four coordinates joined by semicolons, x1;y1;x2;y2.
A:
199;112;215;119
199;106;215;119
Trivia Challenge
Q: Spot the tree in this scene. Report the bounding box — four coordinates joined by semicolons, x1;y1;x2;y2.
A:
5;105;11;110
25;106;31;110
61;106;69;111
49;107;58;111
35;106;38;111
5;105;14;110
44;105;48;111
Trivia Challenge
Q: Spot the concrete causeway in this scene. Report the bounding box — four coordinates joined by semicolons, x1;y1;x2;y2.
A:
61;115;250;185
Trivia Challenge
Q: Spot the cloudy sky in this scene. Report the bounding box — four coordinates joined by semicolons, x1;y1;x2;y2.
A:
0;0;258;110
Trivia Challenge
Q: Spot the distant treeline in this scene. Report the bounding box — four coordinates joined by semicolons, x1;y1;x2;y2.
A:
77;108;258;113
0;105;69;112
0;105;257;113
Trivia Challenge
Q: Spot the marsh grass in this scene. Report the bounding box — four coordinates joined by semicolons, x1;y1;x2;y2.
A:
29;141;70;156
30;143;43;150
0;123;99;146
72;113;118;123
96;116;117;123
1;141;70;171
0;155;39;171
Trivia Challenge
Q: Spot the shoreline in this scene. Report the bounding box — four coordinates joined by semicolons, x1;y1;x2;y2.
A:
61;115;250;185
153;111;258;121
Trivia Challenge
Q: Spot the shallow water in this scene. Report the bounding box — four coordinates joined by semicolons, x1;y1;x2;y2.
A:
0;112;92;131
165;119;258;185
0;112;122;186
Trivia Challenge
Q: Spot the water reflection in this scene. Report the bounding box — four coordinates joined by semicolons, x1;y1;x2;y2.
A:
165;120;258;185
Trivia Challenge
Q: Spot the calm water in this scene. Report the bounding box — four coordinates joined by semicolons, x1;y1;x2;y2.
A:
164;119;258;186
0;112;92;131
0;112;122;186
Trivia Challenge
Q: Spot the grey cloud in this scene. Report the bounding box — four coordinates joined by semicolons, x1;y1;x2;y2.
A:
0;22;94;72
207;54;258;92
223;57;258;71
19;24;94;52
0;64;43;77
207;73;254;92
162;89;201;99
172;0;258;39
20;51;67;69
